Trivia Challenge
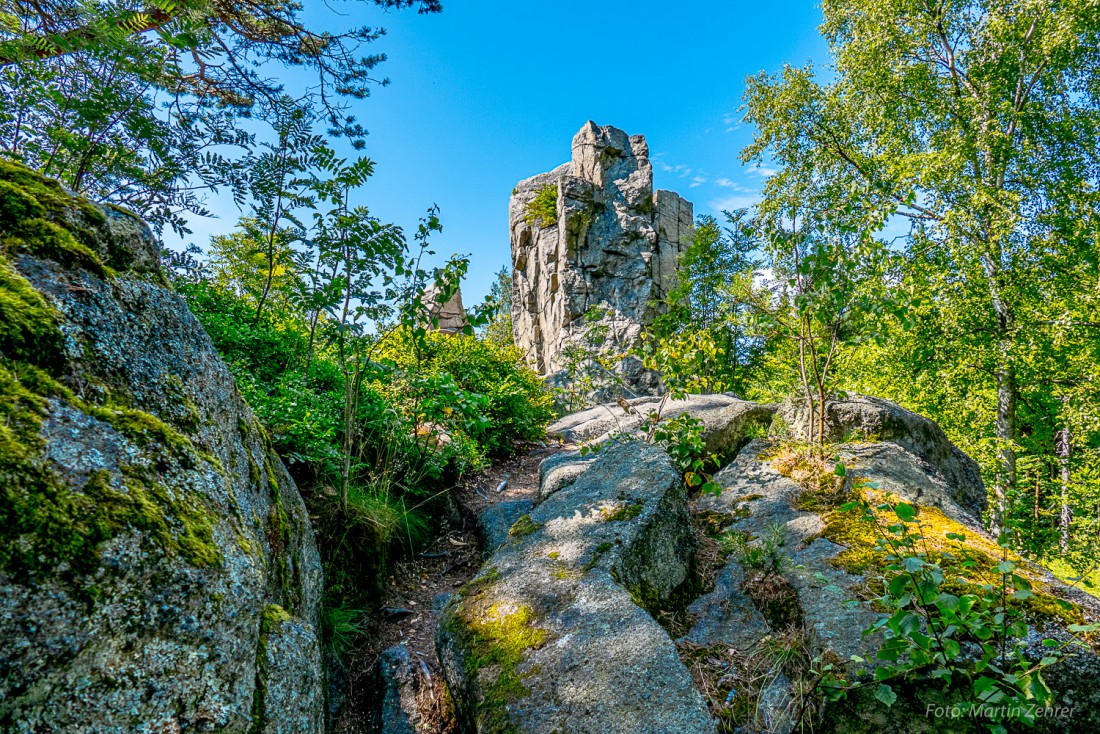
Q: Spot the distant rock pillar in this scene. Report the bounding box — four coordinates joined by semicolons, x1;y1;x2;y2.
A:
424;284;469;334
509;121;694;400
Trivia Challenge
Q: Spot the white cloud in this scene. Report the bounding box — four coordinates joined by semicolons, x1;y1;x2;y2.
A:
709;193;760;212
722;112;742;131
715;177;734;188
746;165;778;178
689;175;707;188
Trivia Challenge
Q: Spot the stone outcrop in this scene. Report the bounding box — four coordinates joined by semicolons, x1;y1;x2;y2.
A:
371;644;428;734
437;442;715;733
476;498;535;554
548;392;776;461
0;162;323;732
509;122;693;399
445;391;1100;733
424;283;469;334
774;394;986;519
691;423;1100;732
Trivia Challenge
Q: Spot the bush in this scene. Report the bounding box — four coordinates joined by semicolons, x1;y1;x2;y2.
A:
523;183;558;229
179;275;555;659
377;328;555;458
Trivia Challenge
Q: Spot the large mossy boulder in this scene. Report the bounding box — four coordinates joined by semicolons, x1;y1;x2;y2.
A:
436;441;715;733
774;394;986;518
0;163;324;732
693;433;1100;733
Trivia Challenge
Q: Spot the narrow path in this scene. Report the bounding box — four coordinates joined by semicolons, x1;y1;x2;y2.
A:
332;443;563;733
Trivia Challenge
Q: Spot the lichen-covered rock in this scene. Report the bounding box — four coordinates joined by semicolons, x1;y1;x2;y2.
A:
436;442;715;733
549;393;775;462
0;162;323;733
509;122;694;400
694;434;1100;733
680;558;769;651
372;644;425;734
477;499;535;554
536;449;596;500
773;394;985;518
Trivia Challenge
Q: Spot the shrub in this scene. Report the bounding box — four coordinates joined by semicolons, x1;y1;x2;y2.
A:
523;183;558;229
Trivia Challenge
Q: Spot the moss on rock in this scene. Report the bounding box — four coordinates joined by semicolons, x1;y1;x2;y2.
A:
447;596;549;733
821;486;1083;627
0;360;223;579
601;500;644;522
507;514;541;538
0;254;63;369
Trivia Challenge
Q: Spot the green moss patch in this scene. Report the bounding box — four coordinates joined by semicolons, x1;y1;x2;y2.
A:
449;590;550;733
261;603;292;634
0;161;115;278
0;253;64;368
507;514;541;538
0;361;223;579
821;487;1084;627
601;501;643;522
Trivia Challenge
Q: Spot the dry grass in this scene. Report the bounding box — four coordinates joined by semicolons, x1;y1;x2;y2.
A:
678;630;810;733
414;662;458;733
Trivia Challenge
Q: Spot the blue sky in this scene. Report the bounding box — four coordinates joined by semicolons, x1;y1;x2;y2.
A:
169;0;829;305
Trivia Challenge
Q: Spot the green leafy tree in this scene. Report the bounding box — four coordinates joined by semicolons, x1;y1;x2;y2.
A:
743;0;1100;530
653;212;763;395
743;0;1100;528
0;0;440;231
481;265;514;347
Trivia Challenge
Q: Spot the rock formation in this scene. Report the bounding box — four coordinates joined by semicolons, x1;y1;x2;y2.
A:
424;282;469;334
0;162;324;732
440;392;1100;733
509;121;693;399
437;442;715;733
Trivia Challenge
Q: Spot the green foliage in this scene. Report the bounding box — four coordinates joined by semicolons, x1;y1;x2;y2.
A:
0;0;441;233
322;601;367;658
480;265;515;348
523;183;558;229
650;413;721;497
381;329;554;458
743;0;1100;531
176;151;552;659
833;482;1100;731
721;522;789;575
652;212;768;396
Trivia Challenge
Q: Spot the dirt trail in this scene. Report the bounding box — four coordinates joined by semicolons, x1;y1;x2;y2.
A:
332;443;563;733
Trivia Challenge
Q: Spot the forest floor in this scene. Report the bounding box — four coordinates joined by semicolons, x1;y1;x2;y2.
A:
331;442;563;733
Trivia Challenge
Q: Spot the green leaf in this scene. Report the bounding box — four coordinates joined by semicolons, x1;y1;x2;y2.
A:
973;676;997;694
874;683;897;707
894;503;917;522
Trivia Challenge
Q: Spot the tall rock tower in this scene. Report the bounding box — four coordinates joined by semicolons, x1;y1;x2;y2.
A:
509;121;693;399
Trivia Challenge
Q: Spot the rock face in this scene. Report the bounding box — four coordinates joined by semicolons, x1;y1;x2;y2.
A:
774;394;986;519
692;431;1100;733
476;498;535;554
372;644;427;734
446;393;1100;733
548;392;776;462
509;122;694;399
0;163;324;732
437;442;715;733
424;283;469;334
